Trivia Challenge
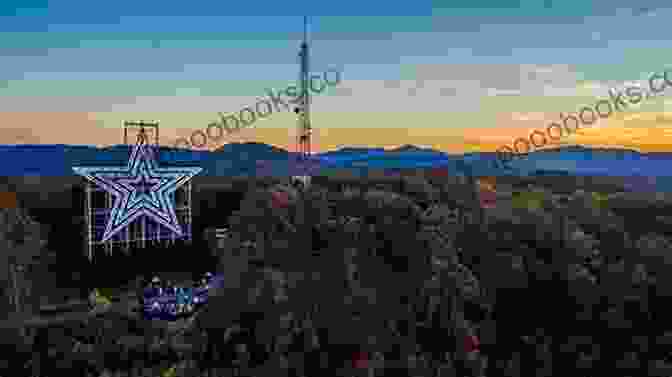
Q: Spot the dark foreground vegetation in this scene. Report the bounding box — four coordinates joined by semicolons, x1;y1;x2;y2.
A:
1;173;672;377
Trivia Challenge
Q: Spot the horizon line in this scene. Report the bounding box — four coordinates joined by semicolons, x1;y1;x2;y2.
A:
0;142;660;155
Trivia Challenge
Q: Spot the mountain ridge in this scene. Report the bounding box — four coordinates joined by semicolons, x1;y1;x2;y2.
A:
0;141;656;156
0;142;669;177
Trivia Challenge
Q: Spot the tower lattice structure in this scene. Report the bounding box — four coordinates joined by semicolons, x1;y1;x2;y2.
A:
295;16;312;162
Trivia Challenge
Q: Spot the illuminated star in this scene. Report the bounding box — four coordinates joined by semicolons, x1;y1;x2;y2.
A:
72;137;202;242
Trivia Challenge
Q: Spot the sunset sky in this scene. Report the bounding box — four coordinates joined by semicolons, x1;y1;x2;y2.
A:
1;0;672;154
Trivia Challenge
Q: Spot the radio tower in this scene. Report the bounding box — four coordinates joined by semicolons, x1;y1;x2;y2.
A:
294;16;312;162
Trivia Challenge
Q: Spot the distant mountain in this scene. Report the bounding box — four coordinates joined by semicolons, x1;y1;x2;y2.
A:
389;145;433;153
533;145;592;153
319;147;386;159
325;146;386;153
0;143;670;180
214;142;288;156
512;144;643;156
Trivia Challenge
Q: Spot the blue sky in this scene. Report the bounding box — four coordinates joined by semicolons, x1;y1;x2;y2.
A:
2;0;668;84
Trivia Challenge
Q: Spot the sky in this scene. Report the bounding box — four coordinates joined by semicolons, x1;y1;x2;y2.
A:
1;0;672;153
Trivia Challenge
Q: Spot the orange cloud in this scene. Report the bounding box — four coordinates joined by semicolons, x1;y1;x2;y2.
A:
1;110;671;154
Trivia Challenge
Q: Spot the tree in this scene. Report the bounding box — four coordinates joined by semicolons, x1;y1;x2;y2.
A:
636;233;672;297
402;175;438;204
0;206;46;321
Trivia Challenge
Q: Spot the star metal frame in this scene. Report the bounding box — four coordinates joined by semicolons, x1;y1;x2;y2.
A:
73;135;202;243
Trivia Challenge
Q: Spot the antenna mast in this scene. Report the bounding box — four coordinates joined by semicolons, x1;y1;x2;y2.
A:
295;16;312;161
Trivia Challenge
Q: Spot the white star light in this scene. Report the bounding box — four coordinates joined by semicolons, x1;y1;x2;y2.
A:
73;137;202;242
